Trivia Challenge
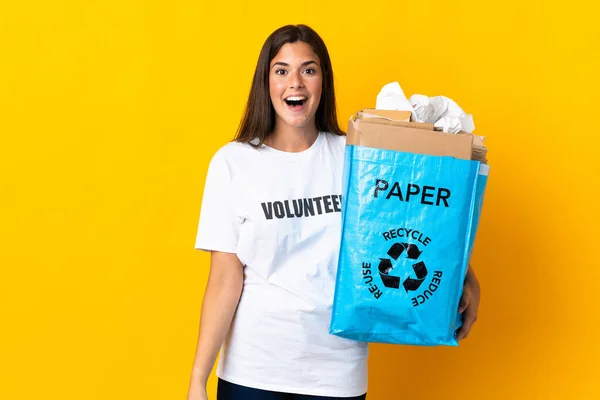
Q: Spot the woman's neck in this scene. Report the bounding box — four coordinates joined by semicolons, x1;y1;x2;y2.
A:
264;124;319;153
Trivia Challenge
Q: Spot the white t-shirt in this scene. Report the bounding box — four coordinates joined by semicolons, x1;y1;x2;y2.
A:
194;131;368;397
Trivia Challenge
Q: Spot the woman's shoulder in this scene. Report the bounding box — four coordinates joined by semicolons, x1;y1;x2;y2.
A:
323;131;346;139
323;131;347;151
213;139;257;158
204;140;257;172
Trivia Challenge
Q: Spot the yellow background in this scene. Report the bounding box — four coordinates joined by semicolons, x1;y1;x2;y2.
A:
1;0;598;399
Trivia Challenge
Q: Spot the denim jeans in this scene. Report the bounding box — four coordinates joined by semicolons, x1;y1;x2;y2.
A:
217;378;367;400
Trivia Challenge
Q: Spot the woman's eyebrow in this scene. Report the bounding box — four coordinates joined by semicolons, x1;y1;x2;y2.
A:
271;60;318;69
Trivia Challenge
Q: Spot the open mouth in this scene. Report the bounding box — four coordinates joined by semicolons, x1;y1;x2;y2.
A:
284;96;307;111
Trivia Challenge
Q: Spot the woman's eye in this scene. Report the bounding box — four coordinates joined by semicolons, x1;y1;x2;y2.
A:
304;68;315;74
276;69;286;75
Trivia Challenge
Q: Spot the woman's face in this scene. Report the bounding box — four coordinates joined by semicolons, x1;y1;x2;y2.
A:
269;41;323;132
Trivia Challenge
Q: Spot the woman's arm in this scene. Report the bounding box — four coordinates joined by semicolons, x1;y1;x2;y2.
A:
187;251;244;399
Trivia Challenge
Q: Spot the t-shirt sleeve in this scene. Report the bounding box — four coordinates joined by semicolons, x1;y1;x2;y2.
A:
194;149;241;253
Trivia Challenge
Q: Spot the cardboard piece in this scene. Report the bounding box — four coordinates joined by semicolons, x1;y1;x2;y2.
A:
360;109;412;122
347;111;474;161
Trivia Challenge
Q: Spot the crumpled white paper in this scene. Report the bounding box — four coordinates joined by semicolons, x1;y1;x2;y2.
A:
375;81;475;134
375;82;416;114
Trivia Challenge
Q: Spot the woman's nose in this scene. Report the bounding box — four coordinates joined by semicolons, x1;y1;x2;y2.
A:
288;71;304;89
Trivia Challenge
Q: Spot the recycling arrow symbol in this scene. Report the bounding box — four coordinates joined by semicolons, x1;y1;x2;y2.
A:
378;242;428;292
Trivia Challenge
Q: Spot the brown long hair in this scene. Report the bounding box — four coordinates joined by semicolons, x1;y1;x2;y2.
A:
234;24;344;147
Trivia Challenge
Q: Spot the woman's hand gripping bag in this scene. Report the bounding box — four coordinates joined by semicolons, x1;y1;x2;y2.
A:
329;144;488;346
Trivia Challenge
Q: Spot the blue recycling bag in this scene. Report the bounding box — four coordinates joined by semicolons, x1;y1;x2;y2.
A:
330;144;489;346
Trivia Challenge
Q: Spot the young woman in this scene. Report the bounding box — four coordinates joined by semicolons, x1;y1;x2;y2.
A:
187;24;480;400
